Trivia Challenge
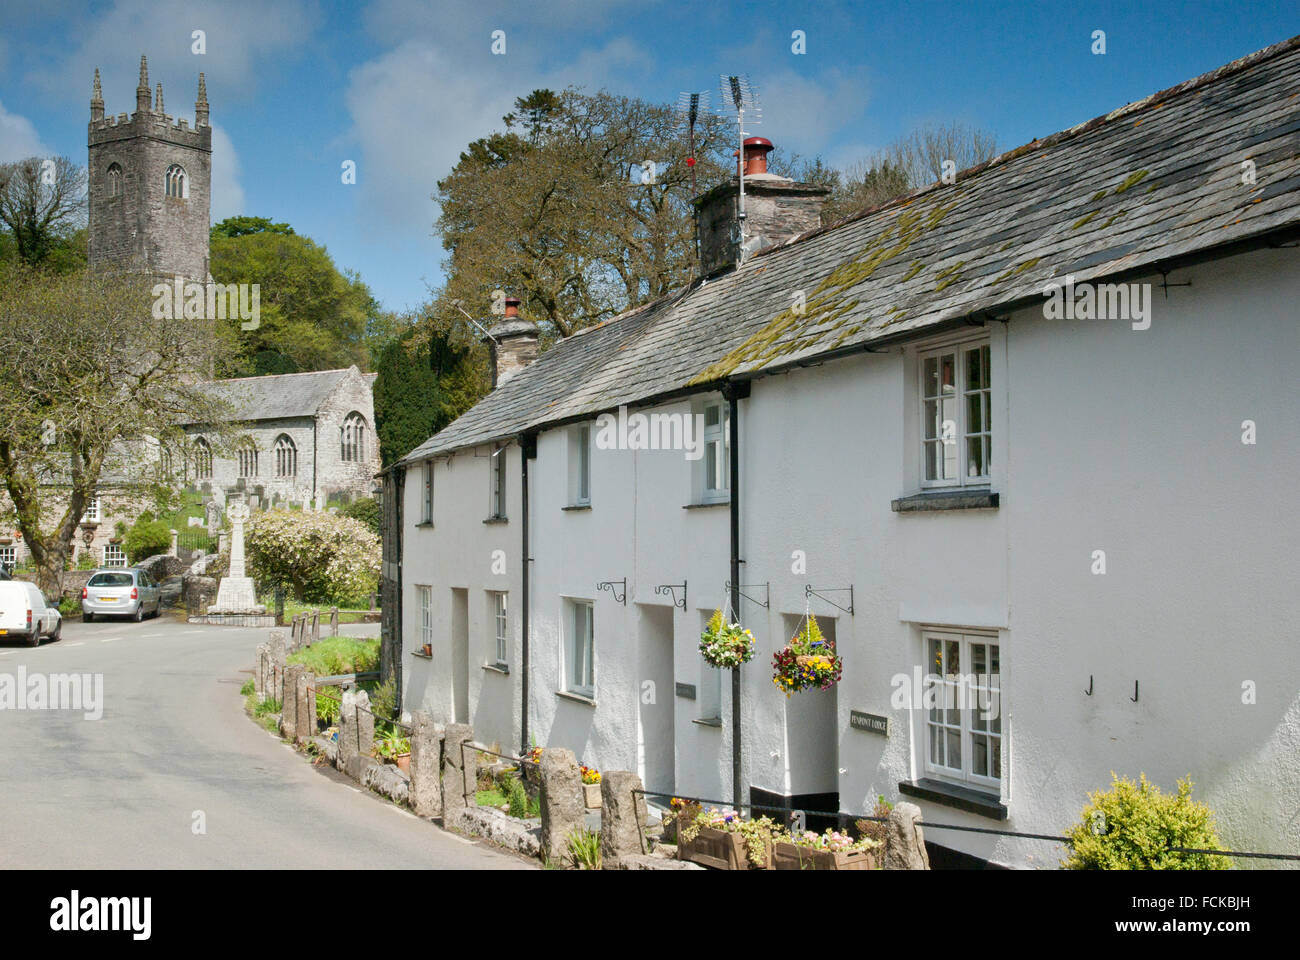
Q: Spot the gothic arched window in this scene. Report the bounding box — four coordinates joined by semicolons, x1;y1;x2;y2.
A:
237;438;258;479
341;412;367;463
193;437;212;480
165;163;187;199
274;434;297;478
106;163;123;198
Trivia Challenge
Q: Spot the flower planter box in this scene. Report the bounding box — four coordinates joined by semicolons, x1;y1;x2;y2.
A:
677;826;769;870
770;841;877;871
582;782;601;808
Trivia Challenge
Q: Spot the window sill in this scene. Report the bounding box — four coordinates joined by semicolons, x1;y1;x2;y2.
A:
891;490;999;513
682;500;729;510
561;504;591;512
410;650;432;660
692;717;723;728
556;690;596;707
483;516;508;525
415;521;434;528
482;662;509;675
898;778;1007;821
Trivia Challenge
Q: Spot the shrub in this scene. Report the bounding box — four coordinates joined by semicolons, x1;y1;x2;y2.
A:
124;516;172;564
504;775;531;819
1062;773;1231;870
57;596;82;618
567;828;602;869
246;509;379;604
341;496;380;535
286;636;379;676
239;678;254;696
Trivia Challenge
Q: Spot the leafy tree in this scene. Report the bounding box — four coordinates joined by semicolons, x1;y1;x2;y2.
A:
208;217;371;376
1062;773;1231;870
123;514;171;563
435;88;732;339
373;309;488;466
0;156;86;267
0;265;231;595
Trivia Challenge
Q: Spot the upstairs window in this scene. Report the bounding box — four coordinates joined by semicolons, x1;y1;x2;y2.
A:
489;446;506;519
81;496;102;524
568;425;591;507
274;434;297;478
341;412;367;463
701;400;730;503
165;163;187;199
106;163;123;198
421;461;434;524
193;438;212;480
921;340;991;487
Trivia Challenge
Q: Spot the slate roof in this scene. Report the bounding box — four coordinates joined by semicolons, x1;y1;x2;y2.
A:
185;367;365;423
401;35;1300;464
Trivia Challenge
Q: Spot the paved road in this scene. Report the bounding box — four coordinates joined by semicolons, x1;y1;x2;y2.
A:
0;614;531;869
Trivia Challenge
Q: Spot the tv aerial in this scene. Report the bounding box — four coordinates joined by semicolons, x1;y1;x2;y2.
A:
717;75;762;262
676;90;709;199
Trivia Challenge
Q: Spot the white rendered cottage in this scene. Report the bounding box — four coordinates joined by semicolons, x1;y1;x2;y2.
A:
386;36;1300;867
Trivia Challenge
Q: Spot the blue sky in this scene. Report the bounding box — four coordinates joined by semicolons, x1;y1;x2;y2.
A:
1;0;1295;313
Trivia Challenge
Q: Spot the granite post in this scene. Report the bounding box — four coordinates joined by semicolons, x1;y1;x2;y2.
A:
409;710;443;818
884;801;931;870
441;723;475;824
539;747;585;865
599;770;649;867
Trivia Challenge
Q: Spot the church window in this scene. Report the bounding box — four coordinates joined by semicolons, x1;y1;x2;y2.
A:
165;163;187;199
275;435;297;478
106;163;123;198
341;412;367;463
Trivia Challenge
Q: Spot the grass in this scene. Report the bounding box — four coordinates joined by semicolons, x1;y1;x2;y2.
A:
286;636;379;676
275;599;374;624
476;782;540;819
239;678;254;696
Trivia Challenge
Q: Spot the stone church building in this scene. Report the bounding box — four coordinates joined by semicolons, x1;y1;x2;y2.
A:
1;56;380;573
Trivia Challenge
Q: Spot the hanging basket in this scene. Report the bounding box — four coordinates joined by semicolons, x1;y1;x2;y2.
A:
772;614;842;695
698;608;756;668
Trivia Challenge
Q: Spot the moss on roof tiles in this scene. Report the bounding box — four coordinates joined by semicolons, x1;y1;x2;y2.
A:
1115;170;1150;193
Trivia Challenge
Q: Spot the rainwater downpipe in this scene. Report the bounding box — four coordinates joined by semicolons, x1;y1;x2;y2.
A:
725;379;750;807
519;432;536;755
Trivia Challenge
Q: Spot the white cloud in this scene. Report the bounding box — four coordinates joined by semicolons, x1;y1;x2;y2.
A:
0;99;50;163
209;125;245;222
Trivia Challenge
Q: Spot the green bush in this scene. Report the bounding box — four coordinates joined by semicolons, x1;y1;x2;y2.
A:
286;636;379;676
504;775;531;819
58;596;82;618
123;516;172;564
341;496;380;535
239;678;254;696
1062;773;1231;870
567;828;602;869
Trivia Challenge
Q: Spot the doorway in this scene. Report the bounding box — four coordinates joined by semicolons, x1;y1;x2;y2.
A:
451;587;469;724
637;603;676;796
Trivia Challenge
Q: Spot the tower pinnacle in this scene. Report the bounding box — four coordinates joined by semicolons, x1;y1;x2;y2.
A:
91;67;104;122
136;55;151;114
195;72;208;127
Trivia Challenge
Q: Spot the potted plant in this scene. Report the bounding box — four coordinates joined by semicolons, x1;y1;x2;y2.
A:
678;807;780;870
374;728;411;772
771;827;880;870
580;764;602;808
421;641;432;656
771;614;843;696
698;609;756;668
520;744;543;789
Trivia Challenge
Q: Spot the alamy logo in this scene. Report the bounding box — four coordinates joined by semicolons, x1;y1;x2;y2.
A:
0;667;103;720
890;667;1000;721
50;891;150;940
1042;273;1151;330
595;405;706;461
151;275;260;330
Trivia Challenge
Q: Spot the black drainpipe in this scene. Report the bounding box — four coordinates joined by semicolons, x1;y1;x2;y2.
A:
724;380;750;806
519;432;536;754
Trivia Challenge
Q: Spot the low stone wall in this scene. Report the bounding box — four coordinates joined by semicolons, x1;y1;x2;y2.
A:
189;613;276;627
457;806;541;857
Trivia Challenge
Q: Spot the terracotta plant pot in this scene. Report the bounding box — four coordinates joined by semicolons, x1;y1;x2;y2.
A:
582;781;601;808
770;841;877;871
395;753;410;773
421;643;432;656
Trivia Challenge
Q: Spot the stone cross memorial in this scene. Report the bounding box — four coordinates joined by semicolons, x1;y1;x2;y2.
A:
209;499;265;614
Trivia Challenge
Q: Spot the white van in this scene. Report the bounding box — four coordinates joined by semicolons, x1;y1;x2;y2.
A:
0;581;62;646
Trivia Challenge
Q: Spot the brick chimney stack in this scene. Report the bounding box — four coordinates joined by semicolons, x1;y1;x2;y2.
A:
486;296;540;388
694;136;830;276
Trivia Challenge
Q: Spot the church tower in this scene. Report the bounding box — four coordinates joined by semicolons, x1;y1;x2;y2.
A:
87;56;212;280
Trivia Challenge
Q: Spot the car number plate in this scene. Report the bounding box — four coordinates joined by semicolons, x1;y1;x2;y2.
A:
99;597;118;602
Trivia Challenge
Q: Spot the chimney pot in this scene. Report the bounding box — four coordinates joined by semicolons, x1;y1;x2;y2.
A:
742;136;774;176
504;296;521;318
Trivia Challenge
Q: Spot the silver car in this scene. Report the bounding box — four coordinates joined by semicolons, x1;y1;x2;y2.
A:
81;568;162;622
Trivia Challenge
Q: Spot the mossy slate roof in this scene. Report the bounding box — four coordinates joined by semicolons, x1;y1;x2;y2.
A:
401;34;1300;464
185;367;376;423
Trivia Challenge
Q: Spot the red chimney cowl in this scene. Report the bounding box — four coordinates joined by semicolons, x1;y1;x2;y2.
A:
742;137;774;176
504;296;521;318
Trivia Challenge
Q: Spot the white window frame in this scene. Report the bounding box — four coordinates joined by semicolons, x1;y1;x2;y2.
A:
919;338;992;488
417;585;433;650
0;545;15;570
489;446;506;519
700;399;730;504
421;460;434;524
491;591;508;666
103;543;127;568
569;425;591;507
922;629;1002;792
81;496;101;524
564;599;595;698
